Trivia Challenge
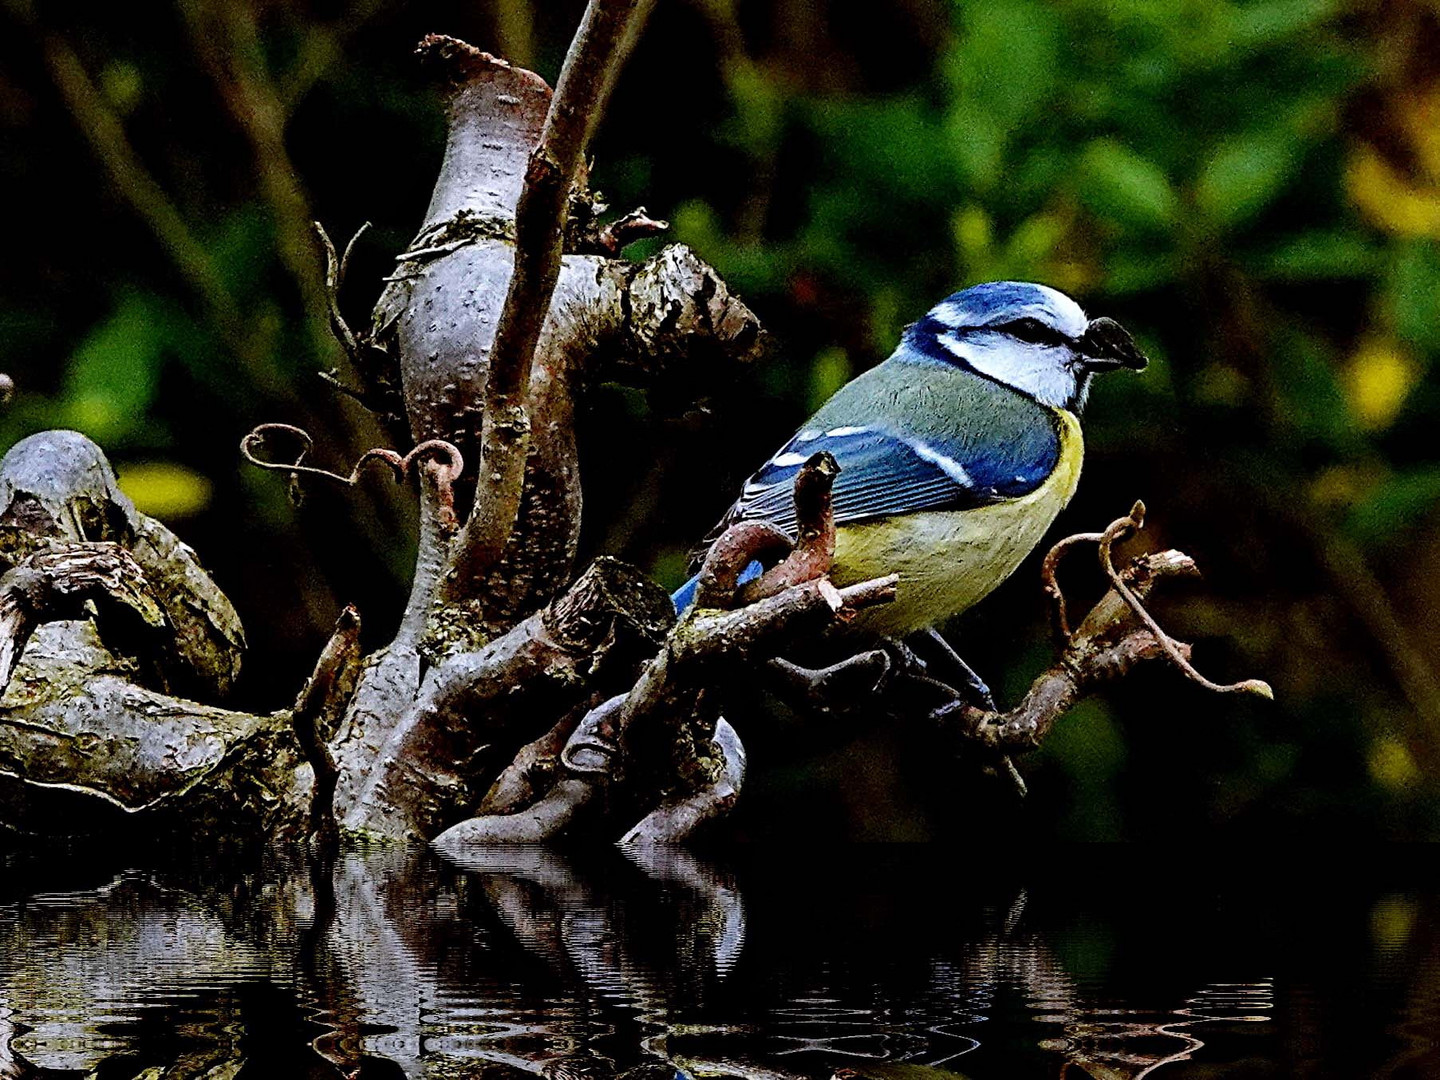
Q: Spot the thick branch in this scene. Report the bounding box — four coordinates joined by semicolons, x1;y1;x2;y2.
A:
453;0;655;586
337;558;673;841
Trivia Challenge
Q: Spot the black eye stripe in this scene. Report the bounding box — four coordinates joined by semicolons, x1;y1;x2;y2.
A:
997;317;1069;346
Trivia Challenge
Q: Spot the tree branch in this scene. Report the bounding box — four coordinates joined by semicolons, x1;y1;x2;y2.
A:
450;0;656;588
937;506;1271;756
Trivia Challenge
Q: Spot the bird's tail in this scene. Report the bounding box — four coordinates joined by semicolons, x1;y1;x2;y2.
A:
670;573;701;614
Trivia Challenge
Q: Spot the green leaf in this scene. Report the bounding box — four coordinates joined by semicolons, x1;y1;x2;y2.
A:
1195;128;1304;228
1078;138;1180;231
1386;241;1440;355
1345;467;1440;547
1269;329;1356;451
1251;230;1382;281
945;0;1062;127
1231;0;1339;47
60;293;170;445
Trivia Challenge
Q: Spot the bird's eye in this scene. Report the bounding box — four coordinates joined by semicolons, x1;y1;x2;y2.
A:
1000;317;1067;346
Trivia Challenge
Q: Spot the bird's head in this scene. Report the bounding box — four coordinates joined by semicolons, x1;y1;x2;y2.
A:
901;281;1148;411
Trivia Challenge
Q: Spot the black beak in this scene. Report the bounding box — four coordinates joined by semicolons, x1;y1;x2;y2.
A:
1078;317;1148;373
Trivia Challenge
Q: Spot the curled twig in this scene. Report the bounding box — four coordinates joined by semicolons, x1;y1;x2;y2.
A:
1041;528;1106;642
1098;501;1273;700
240;423;463;495
693;522;792;609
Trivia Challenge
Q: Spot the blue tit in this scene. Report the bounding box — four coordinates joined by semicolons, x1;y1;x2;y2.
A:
672;281;1148;638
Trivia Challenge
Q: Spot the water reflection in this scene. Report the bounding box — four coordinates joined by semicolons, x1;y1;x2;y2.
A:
0;848;1414;1078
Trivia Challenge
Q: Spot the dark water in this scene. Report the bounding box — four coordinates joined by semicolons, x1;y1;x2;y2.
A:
0;846;1434;1079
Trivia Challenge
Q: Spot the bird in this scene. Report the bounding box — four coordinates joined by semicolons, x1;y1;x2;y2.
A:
671;281;1147;701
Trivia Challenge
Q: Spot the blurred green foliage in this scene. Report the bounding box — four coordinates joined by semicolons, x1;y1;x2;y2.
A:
2;0;1439;839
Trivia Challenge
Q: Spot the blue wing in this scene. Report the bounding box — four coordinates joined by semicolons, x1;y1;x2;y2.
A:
714;421;1057;540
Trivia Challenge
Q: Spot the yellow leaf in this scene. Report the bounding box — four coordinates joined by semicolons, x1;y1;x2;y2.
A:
1345;146;1440;237
1308;464;1381;508
951;205;993;261
1343;337;1418;430
1367;735;1421;792
117;461;213;520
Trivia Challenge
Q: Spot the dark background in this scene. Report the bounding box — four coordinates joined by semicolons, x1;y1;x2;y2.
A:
2;0;1438;839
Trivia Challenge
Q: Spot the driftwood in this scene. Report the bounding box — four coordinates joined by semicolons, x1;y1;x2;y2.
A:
0;0;1267;847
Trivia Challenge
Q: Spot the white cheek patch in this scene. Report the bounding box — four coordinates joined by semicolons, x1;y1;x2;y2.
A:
942;332;1079;409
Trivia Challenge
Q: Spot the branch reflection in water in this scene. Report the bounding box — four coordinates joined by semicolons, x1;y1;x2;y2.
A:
0;847;1353;1078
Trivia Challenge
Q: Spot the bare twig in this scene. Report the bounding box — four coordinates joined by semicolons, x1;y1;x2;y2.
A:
947;506;1271;757
737;451;840;605
1040;528;1106;642
597;205;669;252
569;204;670;255
314;220;369;360
694;522;793;609
692;452;840;610
451;0;657;587
955;550;1198;753
767;650;892;708
556;573;896;781
1096;502;1273;699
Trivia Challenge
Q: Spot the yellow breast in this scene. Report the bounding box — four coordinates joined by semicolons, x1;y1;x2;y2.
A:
829;409;1084;637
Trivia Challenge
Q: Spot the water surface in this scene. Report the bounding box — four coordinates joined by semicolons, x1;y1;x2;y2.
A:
0;847;1432;1077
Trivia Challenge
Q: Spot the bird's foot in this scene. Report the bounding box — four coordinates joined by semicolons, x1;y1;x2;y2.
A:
905;627;997;712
